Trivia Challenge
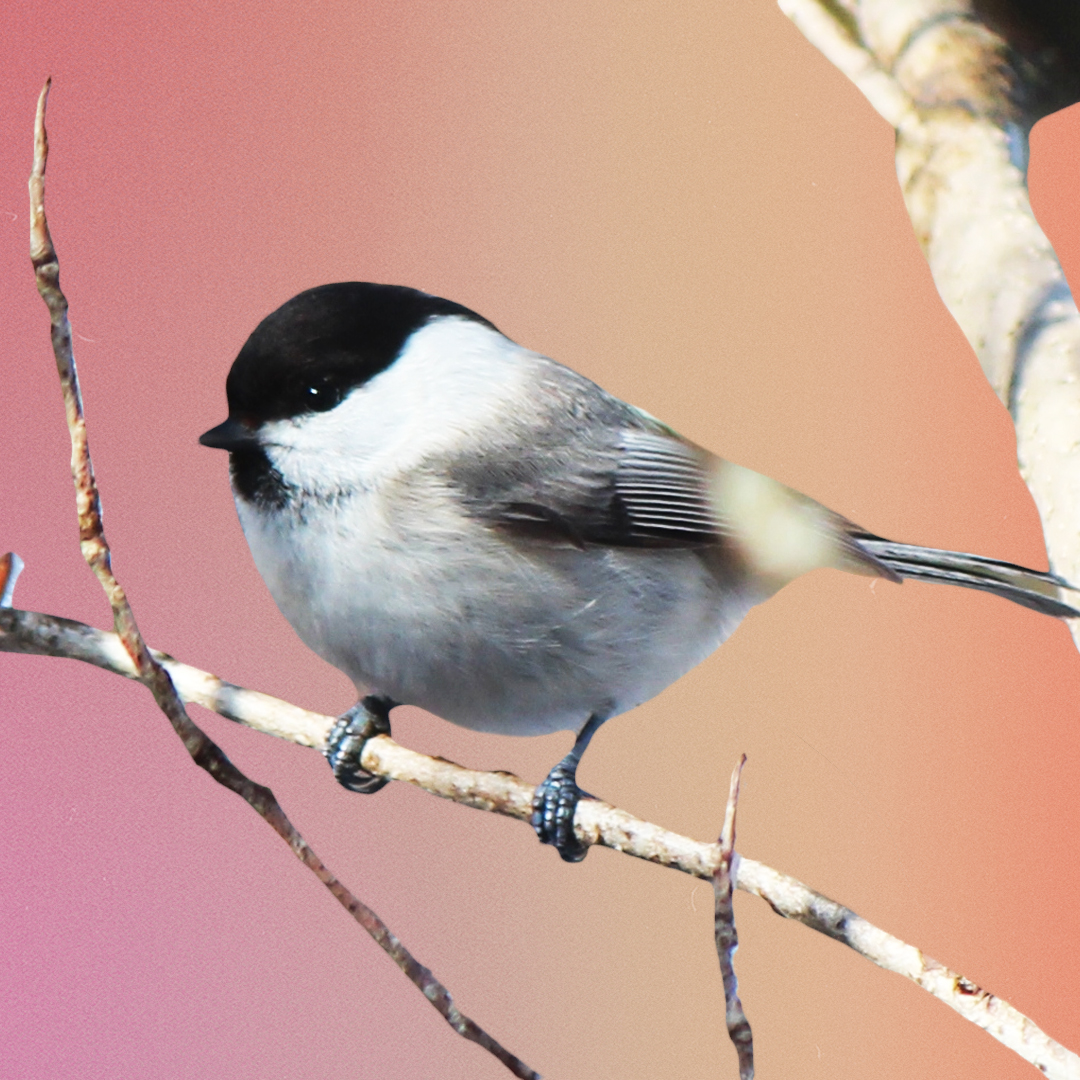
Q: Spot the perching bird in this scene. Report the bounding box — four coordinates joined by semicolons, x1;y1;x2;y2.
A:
200;282;1079;861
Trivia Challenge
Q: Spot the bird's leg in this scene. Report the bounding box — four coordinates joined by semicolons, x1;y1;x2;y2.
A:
324;695;397;794
531;712;607;863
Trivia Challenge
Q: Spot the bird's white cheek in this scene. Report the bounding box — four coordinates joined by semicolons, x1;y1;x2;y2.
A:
259;402;398;493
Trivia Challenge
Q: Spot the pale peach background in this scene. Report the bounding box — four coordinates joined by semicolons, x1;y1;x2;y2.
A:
3;2;1080;1078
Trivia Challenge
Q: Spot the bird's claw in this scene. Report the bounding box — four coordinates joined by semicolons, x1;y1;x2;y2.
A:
325;695;394;793
532;764;590;862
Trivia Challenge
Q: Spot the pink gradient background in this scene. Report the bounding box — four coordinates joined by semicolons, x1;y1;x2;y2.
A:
3;2;1080;1077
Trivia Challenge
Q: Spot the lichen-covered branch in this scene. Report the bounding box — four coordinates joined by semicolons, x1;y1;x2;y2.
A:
3;604;1078;1078
779;0;1080;652
25;81;538;1080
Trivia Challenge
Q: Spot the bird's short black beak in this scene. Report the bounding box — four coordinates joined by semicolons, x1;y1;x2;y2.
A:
199;417;259;452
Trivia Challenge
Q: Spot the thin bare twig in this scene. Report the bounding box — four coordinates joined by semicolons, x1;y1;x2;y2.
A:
3;604;1078;1078
26;80;538;1080
714;756;752;1080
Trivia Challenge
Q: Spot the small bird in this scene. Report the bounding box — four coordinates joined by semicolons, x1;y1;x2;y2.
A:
200;282;1078;861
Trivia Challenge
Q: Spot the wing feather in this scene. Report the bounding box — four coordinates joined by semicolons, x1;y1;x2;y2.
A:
446;420;724;549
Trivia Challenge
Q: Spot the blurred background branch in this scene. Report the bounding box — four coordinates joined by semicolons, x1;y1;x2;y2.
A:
781;0;1080;650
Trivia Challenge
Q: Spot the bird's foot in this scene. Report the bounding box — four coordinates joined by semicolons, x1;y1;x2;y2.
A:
324;695;395;793
531;762;591;863
531;712;607;862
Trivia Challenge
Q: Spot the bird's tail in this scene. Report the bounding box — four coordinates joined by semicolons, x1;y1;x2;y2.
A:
852;534;1080;619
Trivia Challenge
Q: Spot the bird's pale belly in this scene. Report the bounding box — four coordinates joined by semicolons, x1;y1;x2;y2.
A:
240;500;760;736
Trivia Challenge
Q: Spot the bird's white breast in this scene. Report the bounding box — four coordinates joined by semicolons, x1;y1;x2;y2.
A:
239;483;759;735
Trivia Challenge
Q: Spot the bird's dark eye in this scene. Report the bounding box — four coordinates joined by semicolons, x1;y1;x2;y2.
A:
304;378;344;412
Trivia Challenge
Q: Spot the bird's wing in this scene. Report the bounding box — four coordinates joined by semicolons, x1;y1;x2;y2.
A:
445;423;725;550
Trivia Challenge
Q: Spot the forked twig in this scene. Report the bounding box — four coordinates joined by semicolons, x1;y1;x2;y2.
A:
26;80;539;1080
714;756;752;1079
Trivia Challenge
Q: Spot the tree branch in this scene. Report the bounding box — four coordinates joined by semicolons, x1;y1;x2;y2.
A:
779;0;1080;656
3;603;1078;1078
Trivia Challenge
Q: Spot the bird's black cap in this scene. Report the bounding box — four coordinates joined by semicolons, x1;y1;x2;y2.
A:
214;282;498;428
